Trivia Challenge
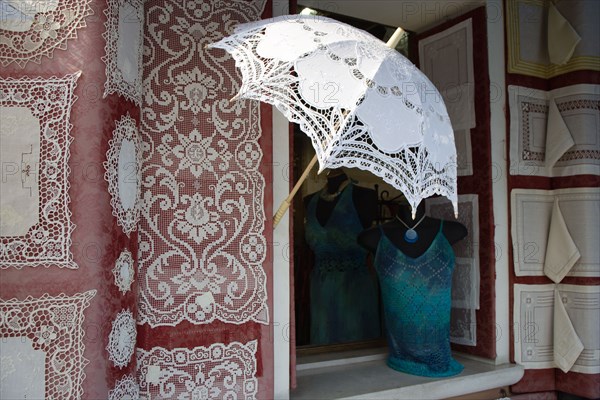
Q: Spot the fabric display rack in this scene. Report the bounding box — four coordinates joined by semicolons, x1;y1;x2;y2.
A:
505;1;600;398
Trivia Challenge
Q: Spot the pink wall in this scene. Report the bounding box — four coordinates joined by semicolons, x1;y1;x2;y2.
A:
0;0;139;397
2;1;277;397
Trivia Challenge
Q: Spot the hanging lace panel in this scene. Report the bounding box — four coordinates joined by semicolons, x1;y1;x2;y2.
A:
104;113;142;236
137;340;258;400
0;290;96;399
0;0;93;68
138;0;268;326
426;194;480;310
0;73;80;269
102;0;144;105
427;194;480;346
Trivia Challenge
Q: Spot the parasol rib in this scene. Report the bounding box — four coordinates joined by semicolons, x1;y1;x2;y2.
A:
272;27;405;228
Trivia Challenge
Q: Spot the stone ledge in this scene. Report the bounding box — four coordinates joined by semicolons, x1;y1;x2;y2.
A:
292;349;524;400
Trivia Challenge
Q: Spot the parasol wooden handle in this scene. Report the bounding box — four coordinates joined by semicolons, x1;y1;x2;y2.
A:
273;154;318;228
386;27;405;49
272;27;404;228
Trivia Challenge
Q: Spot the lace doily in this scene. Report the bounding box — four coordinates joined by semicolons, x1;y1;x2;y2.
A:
107;309;137;369
137;340;258;399
104;113;142;236
0;290;97;399
138;0;269;326
0;0;93;68
109;374;139;400
102;0;144;105
113;249;135;295
0;73;80;269
211;15;458;216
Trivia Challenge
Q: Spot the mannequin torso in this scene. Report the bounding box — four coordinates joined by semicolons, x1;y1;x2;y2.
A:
304;171;377;229
362;201;467;376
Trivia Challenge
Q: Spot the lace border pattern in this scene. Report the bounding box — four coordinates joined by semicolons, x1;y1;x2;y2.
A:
0;73;80;269
137;340;258;399
109;374;140;400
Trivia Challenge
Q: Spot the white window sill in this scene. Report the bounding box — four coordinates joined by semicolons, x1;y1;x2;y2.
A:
291;348;524;400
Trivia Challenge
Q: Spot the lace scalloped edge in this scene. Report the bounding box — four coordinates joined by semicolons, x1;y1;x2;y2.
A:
103;112;142;236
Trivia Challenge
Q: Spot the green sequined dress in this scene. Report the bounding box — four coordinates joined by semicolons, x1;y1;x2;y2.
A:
305;184;381;345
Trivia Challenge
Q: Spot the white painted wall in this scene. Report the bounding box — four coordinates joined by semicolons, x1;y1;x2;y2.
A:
272;4;291;400
486;0;510;365
298;0;485;34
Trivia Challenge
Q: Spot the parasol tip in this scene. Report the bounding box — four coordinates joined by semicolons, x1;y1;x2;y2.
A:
411;210;416;220
229;93;240;102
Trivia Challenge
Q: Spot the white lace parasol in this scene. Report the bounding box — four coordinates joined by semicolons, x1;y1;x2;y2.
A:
209;15;458;221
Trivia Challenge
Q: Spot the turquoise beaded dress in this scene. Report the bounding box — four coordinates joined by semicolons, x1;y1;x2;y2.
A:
374;221;463;377
305;184;381;345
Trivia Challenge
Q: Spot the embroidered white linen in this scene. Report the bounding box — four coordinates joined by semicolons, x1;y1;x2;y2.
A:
511;188;600;278
553;289;584;373
543;199;581;283
0;290;97;398
102;0;144;105
508;84;600;177
545;99;575;169
514;284;599;374
547;3;581;66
